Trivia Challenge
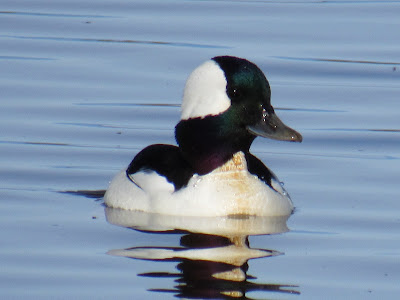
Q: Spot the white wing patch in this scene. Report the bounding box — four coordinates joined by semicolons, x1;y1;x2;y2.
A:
181;60;231;120
130;170;175;194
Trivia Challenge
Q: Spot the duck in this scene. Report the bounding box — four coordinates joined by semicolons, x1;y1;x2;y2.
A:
104;56;302;217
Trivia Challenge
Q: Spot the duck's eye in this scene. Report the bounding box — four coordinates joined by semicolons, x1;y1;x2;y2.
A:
228;87;242;100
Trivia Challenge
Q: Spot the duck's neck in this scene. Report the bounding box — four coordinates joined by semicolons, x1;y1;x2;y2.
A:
175;116;254;175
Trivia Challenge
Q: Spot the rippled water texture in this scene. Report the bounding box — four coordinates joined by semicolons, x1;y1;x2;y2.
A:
1;1;399;299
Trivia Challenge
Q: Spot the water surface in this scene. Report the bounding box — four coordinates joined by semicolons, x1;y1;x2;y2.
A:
1;1;399;299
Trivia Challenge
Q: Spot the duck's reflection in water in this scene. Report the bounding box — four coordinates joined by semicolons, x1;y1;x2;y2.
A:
105;208;300;299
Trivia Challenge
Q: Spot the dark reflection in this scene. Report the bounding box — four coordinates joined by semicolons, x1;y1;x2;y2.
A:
105;208;300;298
141;235;298;299
61;189;105;200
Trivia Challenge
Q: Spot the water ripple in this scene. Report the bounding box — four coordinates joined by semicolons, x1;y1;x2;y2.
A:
1;34;229;49
0;55;54;61
275;56;400;65
0;10;112;18
314;128;400;133
74;102;180;108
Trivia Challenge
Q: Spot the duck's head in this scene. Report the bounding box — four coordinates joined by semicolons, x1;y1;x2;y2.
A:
176;56;302;174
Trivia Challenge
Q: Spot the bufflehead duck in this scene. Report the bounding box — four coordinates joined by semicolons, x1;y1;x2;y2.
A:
104;56;302;217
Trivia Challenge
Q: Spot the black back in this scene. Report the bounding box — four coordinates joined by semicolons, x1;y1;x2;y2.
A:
126;144;194;190
244;152;276;189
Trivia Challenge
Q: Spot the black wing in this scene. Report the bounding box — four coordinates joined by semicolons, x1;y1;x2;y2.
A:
244;152;277;189
126;144;194;191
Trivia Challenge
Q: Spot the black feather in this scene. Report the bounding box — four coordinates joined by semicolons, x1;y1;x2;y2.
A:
126;144;194;191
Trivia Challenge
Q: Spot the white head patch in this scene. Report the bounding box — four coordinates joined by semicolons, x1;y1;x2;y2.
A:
180;60;231;120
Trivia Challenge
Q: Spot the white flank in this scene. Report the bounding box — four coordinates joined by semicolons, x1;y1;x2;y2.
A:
181;60;231;120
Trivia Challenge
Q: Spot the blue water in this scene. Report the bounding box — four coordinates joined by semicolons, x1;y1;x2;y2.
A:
1;1;399;299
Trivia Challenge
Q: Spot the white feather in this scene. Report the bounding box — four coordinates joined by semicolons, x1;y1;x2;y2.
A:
129;170;174;194
180;60;231;120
